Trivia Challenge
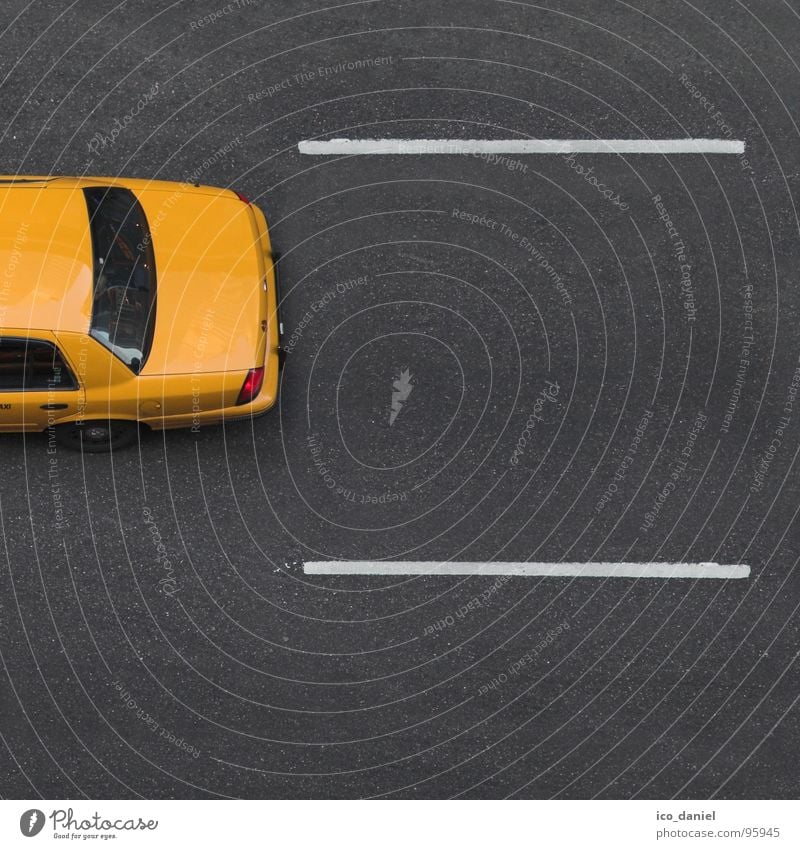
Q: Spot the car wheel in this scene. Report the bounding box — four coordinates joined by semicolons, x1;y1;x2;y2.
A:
55;420;139;453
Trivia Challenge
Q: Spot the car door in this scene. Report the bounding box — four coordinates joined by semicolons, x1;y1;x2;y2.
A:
0;334;85;431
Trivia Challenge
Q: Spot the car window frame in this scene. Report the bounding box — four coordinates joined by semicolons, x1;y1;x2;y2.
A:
0;335;80;392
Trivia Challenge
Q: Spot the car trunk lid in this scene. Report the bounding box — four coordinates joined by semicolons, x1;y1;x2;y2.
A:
134;189;266;376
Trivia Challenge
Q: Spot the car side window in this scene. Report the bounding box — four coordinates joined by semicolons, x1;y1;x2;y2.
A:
0;338;78;391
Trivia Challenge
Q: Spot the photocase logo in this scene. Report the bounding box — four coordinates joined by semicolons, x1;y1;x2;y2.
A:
389;368;414;425
20;809;45;837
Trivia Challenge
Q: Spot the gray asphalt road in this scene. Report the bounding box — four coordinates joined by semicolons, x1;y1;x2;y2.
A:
1;0;799;799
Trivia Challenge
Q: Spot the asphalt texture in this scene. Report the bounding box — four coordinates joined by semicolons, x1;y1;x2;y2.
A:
1;0;799;799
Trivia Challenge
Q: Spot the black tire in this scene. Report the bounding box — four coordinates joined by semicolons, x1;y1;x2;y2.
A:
54;420;139;453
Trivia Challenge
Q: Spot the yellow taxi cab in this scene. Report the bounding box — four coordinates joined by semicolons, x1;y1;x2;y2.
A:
0;175;282;451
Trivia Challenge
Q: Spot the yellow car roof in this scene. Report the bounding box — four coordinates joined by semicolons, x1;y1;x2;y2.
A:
0;183;93;333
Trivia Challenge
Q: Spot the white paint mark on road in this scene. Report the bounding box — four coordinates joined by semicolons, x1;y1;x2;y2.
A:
298;138;745;155
304;561;750;579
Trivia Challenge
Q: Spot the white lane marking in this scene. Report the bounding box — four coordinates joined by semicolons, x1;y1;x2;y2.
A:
304;561;750;579
298;138;745;155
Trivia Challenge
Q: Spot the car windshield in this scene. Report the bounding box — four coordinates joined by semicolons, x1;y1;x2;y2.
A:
84;187;156;373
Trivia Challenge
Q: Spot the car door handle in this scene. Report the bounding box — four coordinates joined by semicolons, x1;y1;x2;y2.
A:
40;403;68;410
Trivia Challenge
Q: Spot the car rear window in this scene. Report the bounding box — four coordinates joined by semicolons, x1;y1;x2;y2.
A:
84;187;156;373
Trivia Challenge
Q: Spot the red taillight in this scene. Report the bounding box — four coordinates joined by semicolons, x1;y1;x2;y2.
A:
234;190;251;205
236;367;264;405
